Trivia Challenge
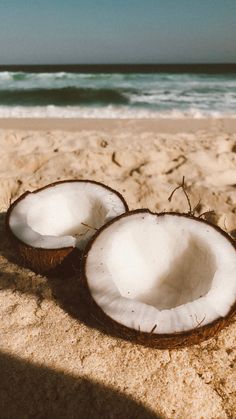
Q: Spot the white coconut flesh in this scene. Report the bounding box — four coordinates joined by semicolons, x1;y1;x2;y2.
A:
85;212;236;334
9;182;126;250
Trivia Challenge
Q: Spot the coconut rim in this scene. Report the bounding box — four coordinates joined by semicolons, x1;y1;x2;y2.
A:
82;208;236;341
6;179;129;252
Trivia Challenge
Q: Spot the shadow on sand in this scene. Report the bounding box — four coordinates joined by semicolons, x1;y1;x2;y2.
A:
0;211;114;338
0;212;163;418
0;351;161;419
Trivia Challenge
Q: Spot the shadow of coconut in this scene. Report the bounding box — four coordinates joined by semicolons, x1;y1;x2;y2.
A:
48;273;103;331
0;212;162;416
230;229;236;241
0;211;128;342
0;211;103;333
0;212;95;332
0;351;161;419
0;212;14;260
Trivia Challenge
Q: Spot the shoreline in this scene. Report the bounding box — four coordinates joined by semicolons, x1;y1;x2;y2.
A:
0;117;236;133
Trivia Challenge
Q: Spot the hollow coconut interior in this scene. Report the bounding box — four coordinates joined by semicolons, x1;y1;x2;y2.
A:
9;182;126;250
85;212;236;334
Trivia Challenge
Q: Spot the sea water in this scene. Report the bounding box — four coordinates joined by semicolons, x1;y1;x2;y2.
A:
0;69;235;118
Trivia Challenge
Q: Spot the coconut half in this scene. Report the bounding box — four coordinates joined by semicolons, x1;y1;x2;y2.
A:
83;210;236;348
6;180;128;274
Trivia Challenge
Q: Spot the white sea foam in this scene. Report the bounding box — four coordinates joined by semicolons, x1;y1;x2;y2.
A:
0;71;235;118
0;105;235;119
0;71;14;80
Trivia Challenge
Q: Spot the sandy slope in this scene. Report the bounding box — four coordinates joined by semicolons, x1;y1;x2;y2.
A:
0;119;235;419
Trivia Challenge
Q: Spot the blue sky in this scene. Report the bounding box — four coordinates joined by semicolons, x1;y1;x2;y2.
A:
0;0;235;64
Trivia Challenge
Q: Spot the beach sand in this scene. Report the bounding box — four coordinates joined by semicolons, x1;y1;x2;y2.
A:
0;118;235;419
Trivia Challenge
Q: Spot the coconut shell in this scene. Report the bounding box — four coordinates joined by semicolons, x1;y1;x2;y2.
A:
6;230;79;276
82;209;236;349
6;180;128;276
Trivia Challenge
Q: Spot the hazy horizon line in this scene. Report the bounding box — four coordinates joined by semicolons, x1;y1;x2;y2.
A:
0;63;236;74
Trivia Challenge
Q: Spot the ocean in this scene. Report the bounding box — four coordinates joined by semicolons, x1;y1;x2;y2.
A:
0;64;235;118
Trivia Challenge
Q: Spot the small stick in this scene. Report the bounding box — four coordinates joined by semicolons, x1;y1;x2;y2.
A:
81;222;98;231
168;181;215;219
192;198;202;214
149;324;157;334
111;151;121;167
165;155;187;175
168;176;193;214
198;210;215;219
194;314;206;328
129;162;147;177
75;229;89;238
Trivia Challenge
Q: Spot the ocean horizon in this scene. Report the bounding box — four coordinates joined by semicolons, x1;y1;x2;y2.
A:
0;64;235;119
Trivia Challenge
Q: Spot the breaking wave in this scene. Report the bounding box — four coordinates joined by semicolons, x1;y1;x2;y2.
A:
0;70;235;118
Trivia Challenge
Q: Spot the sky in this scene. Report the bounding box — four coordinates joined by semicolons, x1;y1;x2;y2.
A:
0;0;235;64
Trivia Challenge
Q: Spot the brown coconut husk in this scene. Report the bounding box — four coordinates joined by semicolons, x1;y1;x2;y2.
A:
6;180;128;276
82;209;236;349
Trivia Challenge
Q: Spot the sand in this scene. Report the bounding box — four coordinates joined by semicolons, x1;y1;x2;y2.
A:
0;118;235;419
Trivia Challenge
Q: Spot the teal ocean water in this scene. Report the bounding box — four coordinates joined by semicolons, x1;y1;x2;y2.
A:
0;67;235;118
